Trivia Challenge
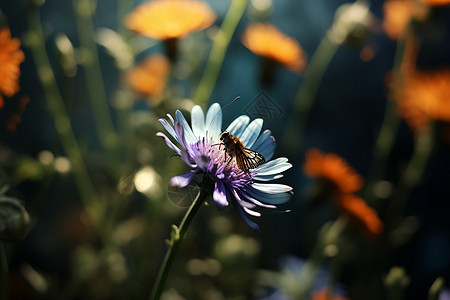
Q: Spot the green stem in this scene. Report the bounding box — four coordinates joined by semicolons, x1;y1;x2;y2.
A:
386;125;435;227
428;277;444;300
117;0;135;36
0;242;8;299
72;0;120;163
149;187;208;300
289;217;347;299
192;0;248;109
282;31;340;154
364;28;418;205
360;125;435;300
27;8;104;237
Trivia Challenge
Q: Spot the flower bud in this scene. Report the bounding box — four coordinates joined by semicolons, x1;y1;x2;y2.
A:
384;266;410;299
329;2;374;46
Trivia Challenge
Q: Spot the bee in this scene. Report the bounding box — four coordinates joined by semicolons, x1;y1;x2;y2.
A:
219;131;266;172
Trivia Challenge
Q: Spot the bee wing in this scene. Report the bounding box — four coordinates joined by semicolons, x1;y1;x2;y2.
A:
236;148;266;171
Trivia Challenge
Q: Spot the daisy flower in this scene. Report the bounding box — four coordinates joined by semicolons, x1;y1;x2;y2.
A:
157;102;293;230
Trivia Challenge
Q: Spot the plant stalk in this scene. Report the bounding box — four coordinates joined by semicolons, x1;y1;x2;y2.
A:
149;187;208;300
193;0;248;109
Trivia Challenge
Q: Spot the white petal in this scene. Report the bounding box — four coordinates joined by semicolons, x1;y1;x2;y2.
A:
159;118;179;143
156;132;181;154
255;162;292;176
246;185;292;205
251;183;293;193
226;115;249;138
191;105;205;139
252;174;284;181
239;118;263;148
205;103;222;141
251;130;276;161
176;110;197;144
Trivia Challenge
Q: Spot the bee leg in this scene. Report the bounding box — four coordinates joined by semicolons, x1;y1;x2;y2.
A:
223;148;227;162
226;155;233;166
211;143;224;151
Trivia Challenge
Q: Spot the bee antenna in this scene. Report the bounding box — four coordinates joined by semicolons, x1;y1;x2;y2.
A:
206;96;240;130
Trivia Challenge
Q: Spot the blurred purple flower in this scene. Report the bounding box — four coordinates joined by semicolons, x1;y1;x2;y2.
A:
258;255;348;300
157;102;293;229
440;289;450;300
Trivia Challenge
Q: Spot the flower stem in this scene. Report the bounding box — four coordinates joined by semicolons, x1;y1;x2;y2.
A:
149;187;208;300
364;27;418;206
192;0;248;109
72;0;120;163
386;124;435;228
117;0;135;36
0;242;8;299
282;31;340;154
27;7;105;238
290;217;347;299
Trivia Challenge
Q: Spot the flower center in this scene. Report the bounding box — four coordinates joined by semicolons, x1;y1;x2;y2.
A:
189;140;253;185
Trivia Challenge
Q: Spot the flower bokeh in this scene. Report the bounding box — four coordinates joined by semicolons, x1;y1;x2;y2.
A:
1;0;450;299
124;54;171;100
338;194;384;239
241;23;307;72
397;69;450;132
0;27;25;108
124;0;216;40
303;148;363;195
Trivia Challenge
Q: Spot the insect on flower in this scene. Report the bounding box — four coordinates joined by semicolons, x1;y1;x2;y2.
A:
218;131;266;172
156;99;293;230
210;96;266;172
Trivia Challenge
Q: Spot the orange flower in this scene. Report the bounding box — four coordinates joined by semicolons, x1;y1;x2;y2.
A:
125;54;171;99
397;69;450;132
382;0;428;39
338;194;384;239
241;23;306;72
0;27;25;108
303;149;363;194
419;0;450;6
311;287;350;300
124;0;216;40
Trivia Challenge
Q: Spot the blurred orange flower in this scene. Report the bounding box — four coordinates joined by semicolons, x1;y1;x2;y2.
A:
125;54;171;99
303;149;363;194
420;0;450;6
338;194;384;239
124;0;216;40
241;23;306;72
310;287;349;300
0;27;25;108
397;69;450;132
382;0;428;39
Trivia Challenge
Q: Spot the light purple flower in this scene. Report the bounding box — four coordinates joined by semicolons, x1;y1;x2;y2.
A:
157;103;293;230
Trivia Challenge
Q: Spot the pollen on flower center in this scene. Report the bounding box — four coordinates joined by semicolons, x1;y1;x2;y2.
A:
193;140;242;175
